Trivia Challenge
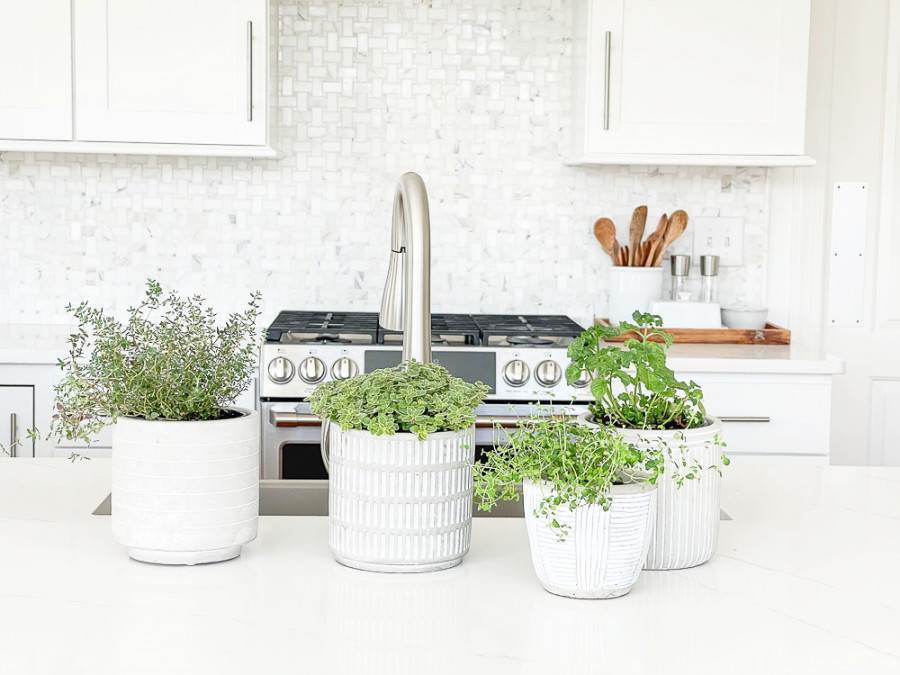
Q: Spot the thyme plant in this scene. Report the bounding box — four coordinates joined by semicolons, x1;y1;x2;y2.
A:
309;360;489;440
566;311;707;430
473;415;664;536
51;280;262;444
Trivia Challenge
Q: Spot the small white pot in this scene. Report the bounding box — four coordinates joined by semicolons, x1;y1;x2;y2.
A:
111;408;259;565
608;266;664;325
523;479;657;599
579;413;723;570
326;422;475;573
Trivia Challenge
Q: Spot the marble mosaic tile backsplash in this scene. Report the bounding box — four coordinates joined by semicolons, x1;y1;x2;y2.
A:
0;0;768;329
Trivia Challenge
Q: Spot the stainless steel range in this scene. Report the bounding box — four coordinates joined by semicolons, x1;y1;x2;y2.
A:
259;311;591;479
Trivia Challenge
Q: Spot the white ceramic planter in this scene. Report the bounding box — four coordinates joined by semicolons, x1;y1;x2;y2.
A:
326;422;475;573
523;479;657;599
608;266;664;325
579;413;723;570
111;408;259;565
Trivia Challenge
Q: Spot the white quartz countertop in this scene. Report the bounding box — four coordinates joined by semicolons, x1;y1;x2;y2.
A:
1;458;898;675
0;323;843;374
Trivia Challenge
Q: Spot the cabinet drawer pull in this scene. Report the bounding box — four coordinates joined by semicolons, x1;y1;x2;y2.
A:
718;416;771;423
9;412;17;458
246;20;254;122
603;30;611;130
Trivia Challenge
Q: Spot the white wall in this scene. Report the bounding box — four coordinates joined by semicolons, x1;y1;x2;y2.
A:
0;0;771;329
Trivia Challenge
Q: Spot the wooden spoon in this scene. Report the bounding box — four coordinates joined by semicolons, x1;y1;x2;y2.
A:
651;209;689;266
593;217;619;263
627;205;648;266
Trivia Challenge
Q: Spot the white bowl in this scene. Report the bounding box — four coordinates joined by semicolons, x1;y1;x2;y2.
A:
721;305;768;329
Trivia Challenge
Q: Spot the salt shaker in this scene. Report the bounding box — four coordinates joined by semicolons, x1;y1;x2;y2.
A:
670;254;691;301
700;254;720;303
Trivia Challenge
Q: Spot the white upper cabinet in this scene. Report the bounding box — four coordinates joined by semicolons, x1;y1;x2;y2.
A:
571;0;812;165
0;0;272;156
0;0;73;141
74;0;267;146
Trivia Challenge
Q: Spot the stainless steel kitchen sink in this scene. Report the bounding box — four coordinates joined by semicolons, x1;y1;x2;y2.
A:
92;480;526;517
92;482;732;519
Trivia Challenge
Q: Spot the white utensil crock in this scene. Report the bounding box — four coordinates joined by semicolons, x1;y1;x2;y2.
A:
608;266;664;325
111;408;259;565
326;422;475;573
523;479;657;598
579;413;723;570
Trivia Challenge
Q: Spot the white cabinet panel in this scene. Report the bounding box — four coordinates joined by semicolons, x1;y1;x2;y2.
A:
574;0;810;160
0;386;34;459
0;0;72;140
74;0;267;145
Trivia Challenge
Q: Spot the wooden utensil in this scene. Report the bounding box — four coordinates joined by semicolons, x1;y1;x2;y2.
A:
593;217;619;263
627;205;648;266
651;209;689;266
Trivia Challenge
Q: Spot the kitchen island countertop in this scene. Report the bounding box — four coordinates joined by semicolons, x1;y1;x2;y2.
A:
0;458;897;675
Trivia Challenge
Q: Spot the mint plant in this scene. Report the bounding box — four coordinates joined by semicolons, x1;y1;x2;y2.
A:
309;360;489;440
51;280;262;445
473;414;664;537
566;311;707;430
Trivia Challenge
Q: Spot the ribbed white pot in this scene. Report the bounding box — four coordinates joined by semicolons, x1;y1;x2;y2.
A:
111;409;259;565
326;422;475;573
523;479;657;599
579;413;723;570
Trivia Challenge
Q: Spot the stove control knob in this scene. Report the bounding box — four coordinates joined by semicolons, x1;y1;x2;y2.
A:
267;356;295;384
502;359;531;387
534;360;562;387
570;368;591;388
331;356;359;380
298;356;326;384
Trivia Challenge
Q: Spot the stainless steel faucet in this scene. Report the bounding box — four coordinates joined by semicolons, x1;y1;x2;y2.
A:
379;172;432;363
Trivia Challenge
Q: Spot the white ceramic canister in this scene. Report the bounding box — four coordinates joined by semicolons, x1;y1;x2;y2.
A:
608;266;665;325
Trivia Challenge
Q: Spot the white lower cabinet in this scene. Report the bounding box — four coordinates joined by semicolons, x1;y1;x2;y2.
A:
0;386;35;458
682;372;833;462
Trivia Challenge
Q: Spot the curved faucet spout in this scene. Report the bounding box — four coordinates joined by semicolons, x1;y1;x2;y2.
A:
379;172;432;364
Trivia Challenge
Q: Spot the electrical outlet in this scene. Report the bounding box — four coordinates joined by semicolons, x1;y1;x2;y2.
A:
691;216;744;266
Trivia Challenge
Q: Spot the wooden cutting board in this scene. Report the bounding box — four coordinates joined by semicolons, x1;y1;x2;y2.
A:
594;319;791;345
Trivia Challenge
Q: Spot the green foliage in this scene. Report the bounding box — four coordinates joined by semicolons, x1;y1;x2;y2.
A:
566;311;707;430
309;360;489;440
473;414;663;536
51;280;262;444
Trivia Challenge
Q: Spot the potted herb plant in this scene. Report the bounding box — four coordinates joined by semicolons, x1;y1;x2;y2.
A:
310;360;489;573
52;280;262;565
474;414;662;598
566;312;728;570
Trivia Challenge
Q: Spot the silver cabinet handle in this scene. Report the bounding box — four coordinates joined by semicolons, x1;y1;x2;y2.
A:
718;416;771;423
603;30;611;130
246;20;253;122
9;412;17;458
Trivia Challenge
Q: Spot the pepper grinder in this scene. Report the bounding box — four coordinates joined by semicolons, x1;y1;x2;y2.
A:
700;254;720;303
670;254;691;301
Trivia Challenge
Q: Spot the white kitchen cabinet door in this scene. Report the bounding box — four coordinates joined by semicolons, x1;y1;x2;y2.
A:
0;386;34;459
0;1;72;140
573;0;810;160
74;0;267;146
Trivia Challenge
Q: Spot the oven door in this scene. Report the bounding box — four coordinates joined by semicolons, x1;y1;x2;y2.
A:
261;401;587;480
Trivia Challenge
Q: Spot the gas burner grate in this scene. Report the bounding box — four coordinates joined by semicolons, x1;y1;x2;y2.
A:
266;311;379;344
378;313;481;346
472;314;585;347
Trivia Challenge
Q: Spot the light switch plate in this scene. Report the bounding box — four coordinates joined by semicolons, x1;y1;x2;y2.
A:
691;216;744;266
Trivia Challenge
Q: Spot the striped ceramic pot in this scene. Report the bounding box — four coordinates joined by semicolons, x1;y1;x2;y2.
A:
579;413;724;570
326;422;475;573
523;479;657;599
111;409;260;565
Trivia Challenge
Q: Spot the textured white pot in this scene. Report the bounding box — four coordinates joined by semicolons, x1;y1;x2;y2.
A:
579;413;723;570
523;479;657;599
111;408;259;565
326;422;475;573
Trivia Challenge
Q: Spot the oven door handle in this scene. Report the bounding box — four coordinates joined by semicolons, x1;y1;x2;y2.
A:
269;410;322;427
